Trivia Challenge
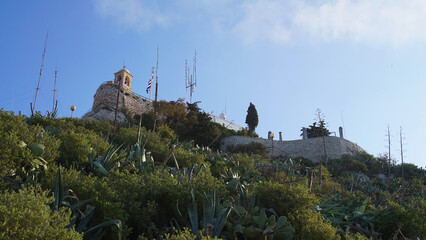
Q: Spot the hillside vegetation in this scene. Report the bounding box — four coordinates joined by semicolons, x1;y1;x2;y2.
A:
0;103;425;240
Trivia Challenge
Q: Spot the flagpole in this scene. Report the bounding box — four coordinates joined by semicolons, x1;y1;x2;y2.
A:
147;67;154;101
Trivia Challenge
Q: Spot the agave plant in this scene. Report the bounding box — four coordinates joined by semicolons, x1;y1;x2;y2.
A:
90;145;125;177
177;140;212;155
181;189;232;239
52;165;122;240
222;189;294;240
121;128;156;173
170;157;207;184
315;191;376;237
229;206;294;240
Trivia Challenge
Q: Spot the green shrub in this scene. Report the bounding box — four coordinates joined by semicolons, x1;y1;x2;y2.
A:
0;186;82;240
255;181;318;217
231;154;257;171
158;125;176;142
0;110;60;182
344;232;371;240
293;156;315;168
173;148;206;167
26;114;111;136
42;167;130;239
373;198;426;239
289;209;340;240
226;142;268;157
43;167;199;239
150;228;222;240
329;153;387;177
57;127;109;169
112;126;138;146
311;167;342;195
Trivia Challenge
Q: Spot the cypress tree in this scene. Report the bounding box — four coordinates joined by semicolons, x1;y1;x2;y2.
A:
245;102;258;135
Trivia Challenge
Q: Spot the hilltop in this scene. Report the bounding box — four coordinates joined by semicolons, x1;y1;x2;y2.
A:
0;107;425;239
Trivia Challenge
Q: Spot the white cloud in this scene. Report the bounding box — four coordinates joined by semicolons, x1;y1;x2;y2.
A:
234;1;293;44
94;0;169;30
294;0;426;46
234;0;426;46
93;0;426;46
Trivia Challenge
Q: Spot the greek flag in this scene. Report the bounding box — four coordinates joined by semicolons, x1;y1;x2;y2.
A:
146;67;154;93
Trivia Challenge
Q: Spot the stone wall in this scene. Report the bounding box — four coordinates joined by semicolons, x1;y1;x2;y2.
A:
82;82;152;123
220;135;365;162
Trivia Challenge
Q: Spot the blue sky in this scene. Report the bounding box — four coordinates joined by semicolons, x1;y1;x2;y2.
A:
1;0;426;167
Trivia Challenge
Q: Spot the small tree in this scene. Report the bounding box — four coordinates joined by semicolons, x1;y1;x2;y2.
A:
301;120;331;138
245;102;258;135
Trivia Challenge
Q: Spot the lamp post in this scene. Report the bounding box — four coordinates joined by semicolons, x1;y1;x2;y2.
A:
70;105;76;118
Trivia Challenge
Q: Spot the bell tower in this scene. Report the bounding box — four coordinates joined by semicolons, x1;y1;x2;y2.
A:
114;67;133;92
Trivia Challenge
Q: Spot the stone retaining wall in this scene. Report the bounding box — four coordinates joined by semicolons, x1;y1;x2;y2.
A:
220;135;365;162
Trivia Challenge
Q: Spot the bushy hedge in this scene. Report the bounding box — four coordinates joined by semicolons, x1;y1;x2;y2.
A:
255;181;318;216
57;126;109;169
289;209;340;240
0;111;60;183
0;186;82;240
374;198;426;239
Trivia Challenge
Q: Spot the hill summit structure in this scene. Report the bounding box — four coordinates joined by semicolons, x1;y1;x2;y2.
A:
82;67;152;123
220;130;365;162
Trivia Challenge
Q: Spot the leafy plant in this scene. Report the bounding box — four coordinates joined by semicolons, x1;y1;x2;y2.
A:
184;189;232;238
0;186;83;240
315;192;375;238
90;145;125;177
52;165;123;240
226;204;295;240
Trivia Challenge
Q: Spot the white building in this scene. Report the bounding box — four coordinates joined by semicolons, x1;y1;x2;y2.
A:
209;112;244;131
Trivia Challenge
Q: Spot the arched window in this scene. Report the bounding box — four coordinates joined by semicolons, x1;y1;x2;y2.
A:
125;77;130;86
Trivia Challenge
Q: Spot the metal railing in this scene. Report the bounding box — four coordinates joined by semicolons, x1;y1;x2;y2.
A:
131;91;151;102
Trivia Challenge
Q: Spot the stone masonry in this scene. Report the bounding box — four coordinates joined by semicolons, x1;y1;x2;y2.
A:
220;135;365;162
82;68;152;123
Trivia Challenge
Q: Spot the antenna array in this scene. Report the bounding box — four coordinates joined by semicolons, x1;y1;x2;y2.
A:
185;51;197;103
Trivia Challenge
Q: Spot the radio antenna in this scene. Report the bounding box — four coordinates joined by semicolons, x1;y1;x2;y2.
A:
52;67;57;112
31;32;48;116
185;51;197;103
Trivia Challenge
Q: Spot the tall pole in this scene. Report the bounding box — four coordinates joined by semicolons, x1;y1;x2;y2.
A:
52;68;57;112
114;79;121;133
400;126;404;180
31;32;48;116
149;67;154;101
387;125;391;185
155;45;159;102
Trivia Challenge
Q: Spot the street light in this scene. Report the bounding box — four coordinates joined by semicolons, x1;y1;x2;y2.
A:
70;105;76;118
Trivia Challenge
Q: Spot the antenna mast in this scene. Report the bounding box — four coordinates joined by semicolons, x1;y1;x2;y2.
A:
185;51;197;103
154;45;159;102
400;126;405;180
185;59;188;91
52;67;57;112
31;32;48;116
386;125;391;185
